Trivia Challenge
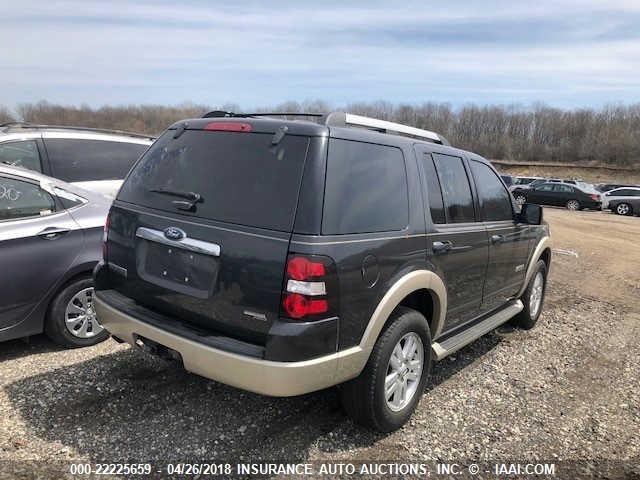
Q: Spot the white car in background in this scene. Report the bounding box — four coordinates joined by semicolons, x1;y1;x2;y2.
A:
601;186;640;211
0;123;153;198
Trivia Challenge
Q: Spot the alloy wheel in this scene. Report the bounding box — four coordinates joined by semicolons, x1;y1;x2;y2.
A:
529;271;544;318
616;204;630;215
566;200;580;211
385;332;424;412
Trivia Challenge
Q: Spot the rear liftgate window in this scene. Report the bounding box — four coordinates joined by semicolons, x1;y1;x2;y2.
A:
117;130;310;232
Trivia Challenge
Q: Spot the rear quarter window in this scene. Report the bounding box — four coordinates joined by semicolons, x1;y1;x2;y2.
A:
45;138;148;182
322;139;409;234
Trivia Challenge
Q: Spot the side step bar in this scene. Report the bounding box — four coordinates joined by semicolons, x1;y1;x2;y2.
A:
431;300;524;361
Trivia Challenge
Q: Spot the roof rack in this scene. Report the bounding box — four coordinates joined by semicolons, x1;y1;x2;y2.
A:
202;111;324;119
324;112;449;145
0;122;155;140
200;111;449;145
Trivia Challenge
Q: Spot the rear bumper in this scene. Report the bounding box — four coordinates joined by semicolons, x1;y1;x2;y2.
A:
94;294;364;396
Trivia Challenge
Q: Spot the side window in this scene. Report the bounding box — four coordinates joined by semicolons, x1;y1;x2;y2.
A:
0;176;56;221
45;139;148;182
53;187;86;209
537;184;554;191
554;184;573;193
470;160;513;221
0;140;42;172
420;154;445;224
432;153;475;223
323;139;409;234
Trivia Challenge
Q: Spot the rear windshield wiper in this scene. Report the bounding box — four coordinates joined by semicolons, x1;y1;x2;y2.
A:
149;187;203;211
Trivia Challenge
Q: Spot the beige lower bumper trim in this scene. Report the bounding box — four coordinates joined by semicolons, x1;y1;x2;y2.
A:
94;295;364;397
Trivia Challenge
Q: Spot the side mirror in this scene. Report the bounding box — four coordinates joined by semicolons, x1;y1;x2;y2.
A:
519;203;543;225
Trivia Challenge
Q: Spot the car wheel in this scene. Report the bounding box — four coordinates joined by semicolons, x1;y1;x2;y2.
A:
615;203;632;216
513;260;547;330
45;276;109;347
566;199;580;211
340;307;431;432
515;194;527;205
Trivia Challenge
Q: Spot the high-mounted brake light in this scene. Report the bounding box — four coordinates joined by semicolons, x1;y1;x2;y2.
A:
204;122;252;132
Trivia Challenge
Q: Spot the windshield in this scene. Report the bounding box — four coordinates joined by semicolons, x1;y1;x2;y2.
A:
117;130;310;232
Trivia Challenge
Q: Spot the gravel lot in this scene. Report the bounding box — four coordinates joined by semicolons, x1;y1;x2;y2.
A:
1;208;639;478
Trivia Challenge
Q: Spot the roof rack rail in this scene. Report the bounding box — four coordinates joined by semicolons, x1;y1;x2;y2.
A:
200;111;450;145
324;112;450;146
202;111;324;119
0;122;154;140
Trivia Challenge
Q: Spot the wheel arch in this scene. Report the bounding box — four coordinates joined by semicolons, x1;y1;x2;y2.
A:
336;270;447;381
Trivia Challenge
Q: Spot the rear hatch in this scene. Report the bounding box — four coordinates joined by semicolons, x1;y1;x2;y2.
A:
105;120;320;346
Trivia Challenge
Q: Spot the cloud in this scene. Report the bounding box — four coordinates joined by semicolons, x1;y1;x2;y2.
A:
0;0;639;108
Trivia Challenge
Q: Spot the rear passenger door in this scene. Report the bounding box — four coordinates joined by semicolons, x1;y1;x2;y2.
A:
0;174;82;332
416;148;488;331
468;159;531;312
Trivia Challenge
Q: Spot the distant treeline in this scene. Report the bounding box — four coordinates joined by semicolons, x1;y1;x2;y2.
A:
2;100;640;167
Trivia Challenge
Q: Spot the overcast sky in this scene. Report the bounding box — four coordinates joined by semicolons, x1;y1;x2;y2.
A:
1;0;639;109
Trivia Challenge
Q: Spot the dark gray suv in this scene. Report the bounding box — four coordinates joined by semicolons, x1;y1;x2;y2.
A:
94;112;551;431
0;164;110;346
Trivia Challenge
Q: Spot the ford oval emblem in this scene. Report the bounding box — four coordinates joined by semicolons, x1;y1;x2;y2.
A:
164;227;186;241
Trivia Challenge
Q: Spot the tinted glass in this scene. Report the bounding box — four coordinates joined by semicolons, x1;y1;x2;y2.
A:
536;184;554;191
554;184;573;193
323;139;408;234
0;140;42;172
470;160;513;221
420;154;445;224
432;153;475;223
612;189;639;196
54;187;85;209
0;176;56;221
118;130;309;232
45;139;148;182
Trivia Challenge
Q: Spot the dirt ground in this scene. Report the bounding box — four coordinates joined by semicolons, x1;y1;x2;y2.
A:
0;208;639;478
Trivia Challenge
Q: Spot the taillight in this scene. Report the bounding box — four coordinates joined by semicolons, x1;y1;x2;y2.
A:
281;254;336;320
102;212;110;261
590;194;600;201
204;122;252;132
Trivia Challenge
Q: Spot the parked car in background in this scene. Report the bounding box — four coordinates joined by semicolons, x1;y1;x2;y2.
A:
0;123;153;198
500;174;514;188
0;164;110;346
603;187;640;215
595;183;640;193
512;182;601;210
94;111;551;432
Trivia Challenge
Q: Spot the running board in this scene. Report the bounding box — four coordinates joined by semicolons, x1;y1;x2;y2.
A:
431;300;524;361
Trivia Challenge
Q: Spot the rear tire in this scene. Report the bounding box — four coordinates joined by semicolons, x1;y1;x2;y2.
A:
340;307;431;432
513;260;547;330
615;203;632;216
45;277;109;348
566;199;580;211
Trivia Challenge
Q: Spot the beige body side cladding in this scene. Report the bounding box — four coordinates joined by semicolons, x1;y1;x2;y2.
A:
94;270;447;397
516;236;551;298
95;240;549;397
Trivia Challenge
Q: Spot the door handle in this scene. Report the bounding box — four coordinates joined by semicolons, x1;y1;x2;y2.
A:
37;227;70;240
432;240;453;253
490;234;505;244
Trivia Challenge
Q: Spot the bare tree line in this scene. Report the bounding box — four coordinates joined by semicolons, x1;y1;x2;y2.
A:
2;100;640;167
